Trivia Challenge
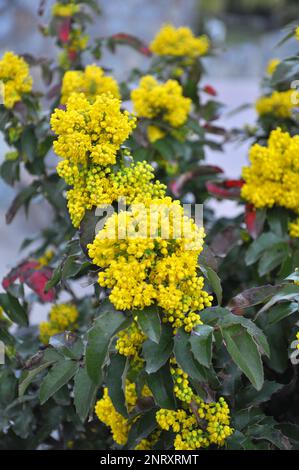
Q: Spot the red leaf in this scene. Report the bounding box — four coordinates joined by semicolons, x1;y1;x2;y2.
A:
110;33;152;56
206;180;243;199
2;260;56;303
245;204;265;239
203;85;217;96
58;19;71;43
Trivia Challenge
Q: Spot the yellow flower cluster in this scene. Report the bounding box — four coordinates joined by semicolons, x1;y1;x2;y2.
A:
295;26;299;41
94;381;153;447
39;303;78;345
116;321;146;357
266;58;280;76
156;397;233;450
0;52;32;109
61;65;119;104
88;197;212;331
150;24;210;59
131;75;191;128
170;361;193;403
52;1;80;17
255;90;295;119
51;92;135;165
242;128;299;213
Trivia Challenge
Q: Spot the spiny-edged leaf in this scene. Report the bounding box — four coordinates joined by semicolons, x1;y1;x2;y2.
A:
125;409;157;450
228;285;281;311
200;306;230;325
86;309;130;384
221;324;264;391
245;232;284;266
198;244;218;271
19;361;55;397
218;313;270;357
106;353;128;417
39;359;78;404
142;324;173;374
258;243;289;277
235;380;284;409
189;324;214;367
137;306;161;343
146;363;176;409
248;424;291;449
258;284;299;314
174;328;208;382
0;292;28;326
74;366;98;422
200;265;222;305
268;301;299;325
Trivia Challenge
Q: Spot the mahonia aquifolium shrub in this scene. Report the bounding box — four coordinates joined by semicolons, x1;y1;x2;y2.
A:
49;48;234;448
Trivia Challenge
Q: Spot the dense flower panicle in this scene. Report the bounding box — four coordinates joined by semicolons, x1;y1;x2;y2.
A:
266;58;280;75
150;24;210;59
255;90;296;119
88;197;212;330
0;52;32;108
94;382;152;446
241;128;299;213
51;92;136;165
52;1;80;17
39;303;78;345
61;65;119;104
131;75;191;127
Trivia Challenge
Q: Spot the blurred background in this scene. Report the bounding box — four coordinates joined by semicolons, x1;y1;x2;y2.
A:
0;0;298;286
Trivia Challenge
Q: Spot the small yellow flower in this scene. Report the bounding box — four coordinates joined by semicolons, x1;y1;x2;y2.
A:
266;58;280;75
147;125;165;143
52;2;80;17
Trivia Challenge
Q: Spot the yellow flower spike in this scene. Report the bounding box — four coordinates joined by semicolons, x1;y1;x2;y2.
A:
255;90;296;119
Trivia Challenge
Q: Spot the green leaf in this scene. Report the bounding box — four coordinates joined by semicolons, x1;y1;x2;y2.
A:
39;360;78;404
86;309;129;384
174;328;208;381
142;324;173;374
152;138;174;160
258;284;299;314
221;324;264;390
21;126;37;162
146;363;176;409
200;265;222;305
218;313;270;357
235;380;284;409
189;324;214;367
19;361;55;397
228;285;281;310
0;292;28;326
137;306;161;343
245;233;283;266
61;255;83;279
248;424;290;449
258;243;288;277
126;409;157;450
5;182;39;224
74;366;98;422
106;353;128;417
45;264;62;291
268;302;299;325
